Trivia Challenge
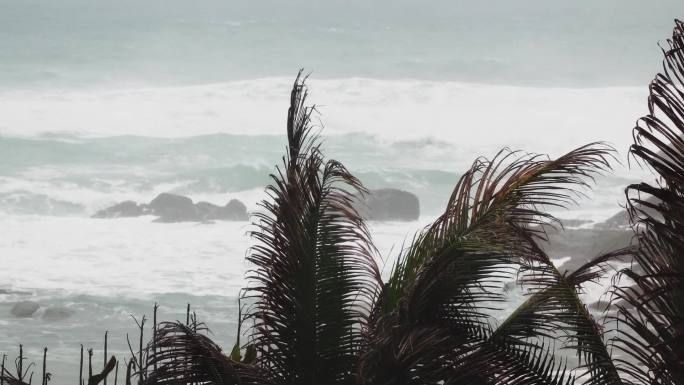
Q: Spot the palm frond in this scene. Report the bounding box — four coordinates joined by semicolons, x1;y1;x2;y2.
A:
361;245;518;384
452;249;631;385
451;339;576;385
379;144;614;315
89;357;117;385
244;71;381;385
361;145;614;384
610;19;684;385
144;322;268;385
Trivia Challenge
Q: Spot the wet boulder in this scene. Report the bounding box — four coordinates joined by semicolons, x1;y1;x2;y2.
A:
93;200;147;218
222;199;249;220
196;199;248;221
149;193;199;222
595;196;661;230
94;193;249;222
357;188;420;221
195;201;221;220
542;227;633;273
11;301;40;318
594;209;630;230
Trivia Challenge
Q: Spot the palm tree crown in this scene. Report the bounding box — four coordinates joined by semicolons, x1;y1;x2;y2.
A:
60;20;684;385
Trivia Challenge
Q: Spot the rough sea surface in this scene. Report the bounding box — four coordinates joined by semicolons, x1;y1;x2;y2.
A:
0;1;682;383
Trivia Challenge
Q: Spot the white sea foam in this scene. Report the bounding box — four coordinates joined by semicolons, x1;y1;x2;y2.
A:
0;175;264;216
0;77;642;306
0;215;431;298
0;78;645;384
0;215;251;297
0;78;648;158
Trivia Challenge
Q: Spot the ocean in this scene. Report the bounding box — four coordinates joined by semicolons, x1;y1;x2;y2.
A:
0;0;681;383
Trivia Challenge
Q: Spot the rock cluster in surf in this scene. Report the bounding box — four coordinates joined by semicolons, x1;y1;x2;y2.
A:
355;188;420;221
95;189;424;223
93;193;249;222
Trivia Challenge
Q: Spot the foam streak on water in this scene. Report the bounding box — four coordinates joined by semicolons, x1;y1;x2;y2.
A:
0;78;648;218
0;216;430;383
0;78;647;155
0;78;647;384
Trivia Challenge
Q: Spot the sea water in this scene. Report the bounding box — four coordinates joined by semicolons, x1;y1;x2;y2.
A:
0;81;646;382
1;0;681;382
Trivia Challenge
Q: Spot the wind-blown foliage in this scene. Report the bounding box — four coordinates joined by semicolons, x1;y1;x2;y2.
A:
376;145;614;315
145;321;268;385
136;20;684;385
242;72;382;385
475;249;631;385
7;18;684;385
132;73;625;385
610;19;684;385
358;145;620;385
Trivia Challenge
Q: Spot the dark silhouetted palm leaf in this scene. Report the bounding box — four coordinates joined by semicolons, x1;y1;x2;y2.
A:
472;249;633;385
609;19;684;385
360;144;616;384
243;71;382;385
138;60;663;385
144;322;269;385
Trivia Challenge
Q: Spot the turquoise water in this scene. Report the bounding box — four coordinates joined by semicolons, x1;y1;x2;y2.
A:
0;0;681;89
0;133;466;216
0;2;678;383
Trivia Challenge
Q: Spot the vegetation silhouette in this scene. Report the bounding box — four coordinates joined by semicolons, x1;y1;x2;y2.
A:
2;18;683;385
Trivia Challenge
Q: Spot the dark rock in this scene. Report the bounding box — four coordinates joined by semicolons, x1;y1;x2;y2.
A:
594;210;630;230
542;227;634;273
357;188;420;221
42;306;75;321
11;301;40;318
222;199;249;220
149;193;199;222
93;193;249;222
194;200;248;221
595;197;661;230
93;200;147;218
195;201;221;220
